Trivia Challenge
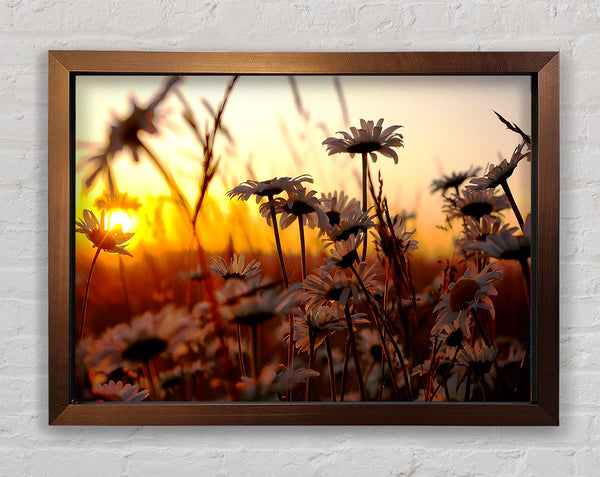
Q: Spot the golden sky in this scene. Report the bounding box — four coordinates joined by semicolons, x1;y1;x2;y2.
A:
75;74;531;259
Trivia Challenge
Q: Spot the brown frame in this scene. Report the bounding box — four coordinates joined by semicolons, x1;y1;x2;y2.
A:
49;51;559;425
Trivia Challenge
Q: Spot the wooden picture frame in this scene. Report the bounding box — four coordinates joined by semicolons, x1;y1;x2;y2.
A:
49;51;559;425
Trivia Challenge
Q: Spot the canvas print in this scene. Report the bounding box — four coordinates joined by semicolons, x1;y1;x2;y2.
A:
74;74;532;403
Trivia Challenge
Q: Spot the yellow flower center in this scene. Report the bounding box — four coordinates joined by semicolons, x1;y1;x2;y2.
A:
448;278;479;311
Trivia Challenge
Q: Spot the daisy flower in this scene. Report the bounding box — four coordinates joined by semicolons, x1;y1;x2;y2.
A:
76;209;135;256
322;208;376;244
326;234;362;270
226;175;313;203
303;269;359;311
221;287;301;326
461;342;497;376
467;143;529;191
443;189;509;221
291;307;347;353
357;328;385;364
433;321;465;349
274;188;327;230
210;253;262;280
93;191;141;212
82;76;181;191
371;216;418;259
323;118;404;164
430;166;481;196
456;216;517;258
432;263;503;338
86;305;199;373
465;214;531;260
351;262;385;301
92;380;150;402
320;190;360;227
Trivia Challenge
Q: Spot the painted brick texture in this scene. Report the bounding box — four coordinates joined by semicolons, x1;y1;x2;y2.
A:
0;1;598;475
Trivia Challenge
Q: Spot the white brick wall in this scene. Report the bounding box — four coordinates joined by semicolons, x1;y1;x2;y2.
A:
0;0;597;475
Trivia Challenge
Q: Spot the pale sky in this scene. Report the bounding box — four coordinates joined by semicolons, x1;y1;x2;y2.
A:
76;74;532;257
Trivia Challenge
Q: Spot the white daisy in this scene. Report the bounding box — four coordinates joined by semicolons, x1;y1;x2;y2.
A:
322;208;376;244
443;189;509;221
320;190;360;227
432;264;503;338
226;175;313;203
325;234;362;269
467;142;529;191
323;118;404;164
209;253;262;280
92;379;150;402
430;166;481;196
273;188;328;230
86;305;199;373
75;209;135;257
221;287;301;326
466;214;531;260
460;342;497;376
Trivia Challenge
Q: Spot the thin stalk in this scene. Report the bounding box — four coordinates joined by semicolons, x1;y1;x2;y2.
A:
80;247;102;341
339;336;350;401
500;179;524;232
349;263;410;400
378;352;386;401
344;305;367;401
473;313;510;399
269;200;289;288
480;375;488;401
361;152;368;260
236;324;246;377
513;340;530;400
267;199;293;377
464;366;472;401
305;328;315;401
519;257;532;303
325;336;336;401
299;219;307;280
426;337;440;400
142;360;159;401
140;142;192;223
430;346;461;401
250;323;259;379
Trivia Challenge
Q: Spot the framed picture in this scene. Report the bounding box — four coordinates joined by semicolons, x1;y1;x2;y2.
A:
49;51;559;425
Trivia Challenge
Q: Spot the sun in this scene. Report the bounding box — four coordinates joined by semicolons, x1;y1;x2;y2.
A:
108;210;133;233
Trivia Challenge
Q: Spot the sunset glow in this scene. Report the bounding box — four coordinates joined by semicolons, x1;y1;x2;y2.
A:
74;73;532;404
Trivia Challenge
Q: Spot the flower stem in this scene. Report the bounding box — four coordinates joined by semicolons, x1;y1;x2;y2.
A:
325;336;336;402
268;199;293;376
305;329;314;401
464;366;471;401
361;152;369;260
339;336;350;401
269;201;289;288
349;263;409;400
519;257;532;303
236;323;246;377
298;219;307;281
473;312;510;399
142;360;159;401
80;247;102;341
344;305;367;401
140;141;192;223
250;323;259;379
500;180;524;232
430;346;461;401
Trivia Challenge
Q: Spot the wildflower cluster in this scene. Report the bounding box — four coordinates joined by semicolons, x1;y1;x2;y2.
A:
74;75;531;404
